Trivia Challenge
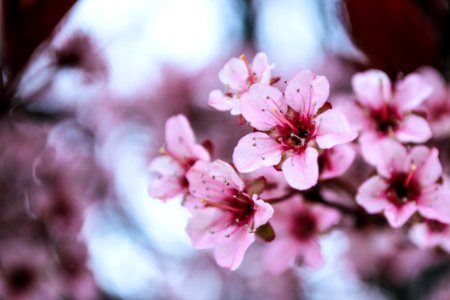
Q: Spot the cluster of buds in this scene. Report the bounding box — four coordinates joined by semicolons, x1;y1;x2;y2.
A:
148;53;450;273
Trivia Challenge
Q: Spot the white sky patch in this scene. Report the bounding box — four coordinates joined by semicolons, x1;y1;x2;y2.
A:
257;0;325;73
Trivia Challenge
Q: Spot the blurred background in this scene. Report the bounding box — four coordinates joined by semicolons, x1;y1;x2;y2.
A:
1;0;450;299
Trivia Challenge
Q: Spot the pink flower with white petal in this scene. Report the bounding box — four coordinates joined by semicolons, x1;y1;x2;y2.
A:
356;139;450;227
233;71;357;190
185;159;273;270
209;53;274;115
409;220;450;253
148;114;210;200
348;70;433;164
418;67;450;138
263;196;340;274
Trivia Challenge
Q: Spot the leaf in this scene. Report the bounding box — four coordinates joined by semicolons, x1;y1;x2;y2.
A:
255;222;275;242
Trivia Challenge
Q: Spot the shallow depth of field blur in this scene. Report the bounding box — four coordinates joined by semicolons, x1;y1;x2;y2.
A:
1;0;450;299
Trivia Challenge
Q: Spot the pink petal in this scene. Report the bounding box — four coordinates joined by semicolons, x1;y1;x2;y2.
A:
148;156;185;200
218;57;248;92
320;143;356;180
311;205;341;232
251;52;273;84
264;237;299;275
186;160;234;200
394;73;433;112
208;89;234;112
282;147;319;190
165;114;210;162
239;83;287;131
252;198;274;229
417;185;450;224
396;114;432;143
408;146;442;185
315;110;357;149
233;132;283;173
356;176;390;213
418;66;448;101
209;159;245;191
301;238;324;269
213;227;255;270
360;135;407;177
285;70;329;115
384;202;417;228
351;70;392;110
409;223;434;249
186;205;229;249
335;100;372;133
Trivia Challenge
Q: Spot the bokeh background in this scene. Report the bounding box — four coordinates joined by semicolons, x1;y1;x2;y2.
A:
1;0;450;299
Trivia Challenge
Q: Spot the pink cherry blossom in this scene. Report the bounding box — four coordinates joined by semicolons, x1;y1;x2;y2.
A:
348;70;433;164
185;159;273;270
318;143;356;180
208;52;274;115
263;196;340;274
409;220;450;253
417;66;450;138
148;114;210;200
356;139;450;227
233;71;356;190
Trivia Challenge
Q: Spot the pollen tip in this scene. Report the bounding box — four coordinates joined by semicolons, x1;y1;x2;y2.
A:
159;147;166;154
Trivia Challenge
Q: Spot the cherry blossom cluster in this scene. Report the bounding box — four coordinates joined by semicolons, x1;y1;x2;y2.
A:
148;53;450;272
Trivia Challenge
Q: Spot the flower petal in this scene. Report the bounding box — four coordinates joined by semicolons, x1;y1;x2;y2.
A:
360;135;407;177
209;159;245;191
251;52;273;84
311;205;341;232
315;110;357;149
417;184;450;224
208;89;234;112
233;132;283;173
384;202;417;228
148;156;185;200
285;70;329;115
213;227;255;270
356;176;390;213
240;83;287;131
394;73;433;112
319;143;356;180
282;147;319;190
219;57;248;92
263;237;299;275
409;146;442;185
351;70;391;110
252;198;274;229
302;238;324;269
165;114;209;162
186;160;234;200
396;114;432;143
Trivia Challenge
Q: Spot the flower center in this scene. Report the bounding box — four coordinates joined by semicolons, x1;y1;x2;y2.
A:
270;109;315;150
8;265;36;293
386;166;421;206
292;210;317;240
371;104;401;133
202;192;255;226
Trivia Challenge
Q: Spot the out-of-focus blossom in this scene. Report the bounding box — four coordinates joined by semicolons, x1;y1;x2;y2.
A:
356;140;450;227
148;114;210;200
318;143;356;180
418;66;450;138
185;160;273;270
347;69;433;164
233;71;356;190
263;196;340;274
409;220;450;253
209;53;274;115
